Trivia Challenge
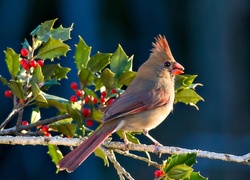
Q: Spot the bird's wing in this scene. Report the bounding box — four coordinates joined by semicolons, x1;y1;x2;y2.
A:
102;87;170;122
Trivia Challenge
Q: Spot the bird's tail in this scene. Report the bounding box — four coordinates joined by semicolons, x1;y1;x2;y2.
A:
58;122;117;172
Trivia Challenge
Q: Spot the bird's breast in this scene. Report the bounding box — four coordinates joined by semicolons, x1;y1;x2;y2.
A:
119;102;173;132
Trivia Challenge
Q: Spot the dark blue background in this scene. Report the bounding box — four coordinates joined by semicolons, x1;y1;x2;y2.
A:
0;0;249;179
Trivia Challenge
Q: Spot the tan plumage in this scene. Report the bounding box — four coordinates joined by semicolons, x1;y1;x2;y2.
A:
58;35;184;172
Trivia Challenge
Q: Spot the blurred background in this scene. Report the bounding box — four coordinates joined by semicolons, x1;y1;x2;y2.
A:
0;0;250;179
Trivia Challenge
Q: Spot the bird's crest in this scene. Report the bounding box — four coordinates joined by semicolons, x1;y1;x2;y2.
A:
151;35;173;57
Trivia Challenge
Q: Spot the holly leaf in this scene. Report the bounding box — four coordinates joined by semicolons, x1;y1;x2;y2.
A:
116;131;140;144
75;36;91;71
30;108;41;124
32;65;44;85
35;92;68;112
110;45;133;79
0;75;8;85
166;164;193;180
50;123;77;138
117;71;136;86
78;67;96;87
47;144;63;167
186;172;208;180
51;24;73;41
34;37;70;60
42;64;70;81
175;89;204;110
91;109;104;121
87;52;111;73
32;84;47;103
8;80;25;100
33;19;57;42
94;77;103;91
94;147;109;166
163;153;197;173
66;104;83;127
4;48;20;78
100;68;115;93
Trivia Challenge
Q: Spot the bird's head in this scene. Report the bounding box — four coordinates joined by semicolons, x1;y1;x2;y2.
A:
147;35;184;77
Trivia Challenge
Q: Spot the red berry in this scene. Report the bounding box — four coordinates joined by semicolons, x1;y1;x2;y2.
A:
88;95;94;102
75;89;84;97
82;108;91;117
37;60;44;67
70;82;78;90
107;98;115;106
4;90;12;98
101;91;107;97
29;60;37;68
70;95;78;103
19;99;25;104
84;96;89;104
21;120;29;126
86;119;94;127
44;132;51;137
154;170;164;177
92;98;98;104
20;59;27;65
20;48;28;57
41;125;49;133
100;96;106;103
22;61;30;70
111;88;117;94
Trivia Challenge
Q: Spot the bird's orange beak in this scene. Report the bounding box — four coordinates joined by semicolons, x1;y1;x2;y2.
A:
172;62;184;75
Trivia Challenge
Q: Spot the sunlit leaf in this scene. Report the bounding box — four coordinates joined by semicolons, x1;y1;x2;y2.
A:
117;71;136;86
110;45;133;79
35;37;70;60
166;164;193;180
31;108;41;124
32;65;44;85
8;80;25;100
94;147;109;166
75;36;91;71
87;52;111;73
32;84;47;103
100;68;115;92
47;144;63;165
175;89;204;109
4;48;20;78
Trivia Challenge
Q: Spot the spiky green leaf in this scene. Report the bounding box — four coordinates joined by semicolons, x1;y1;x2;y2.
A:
75;36;91;71
35;37;70;60
4;48;20;78
87;52;111;73
8;80;25;100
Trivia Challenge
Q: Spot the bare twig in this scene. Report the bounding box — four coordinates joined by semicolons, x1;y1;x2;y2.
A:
0;136;249;167
113;149;161;169
102;147;134;180
0;105;24;130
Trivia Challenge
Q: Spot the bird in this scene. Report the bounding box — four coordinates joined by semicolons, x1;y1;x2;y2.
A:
58;35;184;172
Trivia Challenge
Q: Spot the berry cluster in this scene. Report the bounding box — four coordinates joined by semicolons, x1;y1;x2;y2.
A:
20;48;44;70
69;82;119;128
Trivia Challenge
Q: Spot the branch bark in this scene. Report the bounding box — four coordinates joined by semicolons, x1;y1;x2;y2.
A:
0;135;249;166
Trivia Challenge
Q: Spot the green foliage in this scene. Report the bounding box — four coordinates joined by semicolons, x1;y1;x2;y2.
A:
0;19;204;178
4;48;20;78
175;74;204;109
155;153;207;180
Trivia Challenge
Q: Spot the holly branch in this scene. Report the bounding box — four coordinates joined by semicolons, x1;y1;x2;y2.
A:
0;18;229;180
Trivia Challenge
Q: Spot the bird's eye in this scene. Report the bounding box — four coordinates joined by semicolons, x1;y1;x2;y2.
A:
164;61;171;67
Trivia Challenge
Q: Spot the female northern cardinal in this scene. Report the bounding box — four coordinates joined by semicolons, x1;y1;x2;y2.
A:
58;35;184;172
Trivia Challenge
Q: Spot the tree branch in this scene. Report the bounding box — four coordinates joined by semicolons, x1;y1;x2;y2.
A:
0;136;249;166
0;114;70;135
